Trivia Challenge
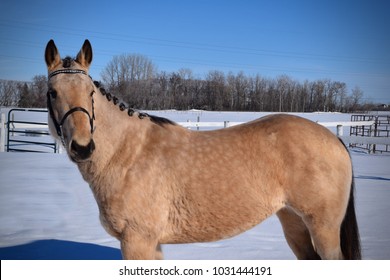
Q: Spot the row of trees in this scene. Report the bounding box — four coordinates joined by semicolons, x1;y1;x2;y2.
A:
0;76;47;108
0;53;381;112
100;54;367;112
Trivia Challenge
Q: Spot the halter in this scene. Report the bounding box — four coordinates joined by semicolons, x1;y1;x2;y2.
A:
47;69;95;146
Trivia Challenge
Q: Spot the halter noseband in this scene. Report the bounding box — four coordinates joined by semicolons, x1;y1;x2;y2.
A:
47;69;95;146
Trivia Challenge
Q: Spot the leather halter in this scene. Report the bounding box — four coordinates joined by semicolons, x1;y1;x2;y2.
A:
47;69;95;146
48;69;88;79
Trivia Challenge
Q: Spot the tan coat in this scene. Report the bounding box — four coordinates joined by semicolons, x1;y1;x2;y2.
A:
44;40;361;260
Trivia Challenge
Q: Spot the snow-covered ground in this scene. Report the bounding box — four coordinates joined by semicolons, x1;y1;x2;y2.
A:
0;111;389;259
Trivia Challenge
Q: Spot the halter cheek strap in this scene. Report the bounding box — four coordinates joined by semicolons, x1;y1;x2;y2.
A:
47;69;95;146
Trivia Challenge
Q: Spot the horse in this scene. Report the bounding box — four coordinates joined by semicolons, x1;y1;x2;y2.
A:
44;39;361;260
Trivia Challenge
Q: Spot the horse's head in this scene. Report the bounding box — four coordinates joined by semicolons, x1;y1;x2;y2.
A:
45;40;96;162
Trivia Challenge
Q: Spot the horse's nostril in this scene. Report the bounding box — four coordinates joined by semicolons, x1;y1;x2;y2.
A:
70;139;95;160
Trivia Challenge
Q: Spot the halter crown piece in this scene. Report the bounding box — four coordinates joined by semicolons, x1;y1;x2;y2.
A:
47;69;95;146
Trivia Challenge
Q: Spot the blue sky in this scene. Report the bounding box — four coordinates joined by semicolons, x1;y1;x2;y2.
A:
1;0;389;103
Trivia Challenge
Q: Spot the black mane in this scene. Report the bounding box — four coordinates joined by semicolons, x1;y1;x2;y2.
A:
93;81;176;127
148;115;176;126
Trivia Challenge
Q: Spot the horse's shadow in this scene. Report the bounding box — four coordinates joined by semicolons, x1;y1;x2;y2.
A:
0;239;121;260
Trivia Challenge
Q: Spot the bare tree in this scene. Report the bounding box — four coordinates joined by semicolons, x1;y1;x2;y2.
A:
350;86;364;112
205;70;226;110
226;71;249;111
250;75;268;111
177;68;194;109
18;82;31;108
31;75;48;107
156;71;170;108
0;80;20;107
276;75;294;112
101;53;157;106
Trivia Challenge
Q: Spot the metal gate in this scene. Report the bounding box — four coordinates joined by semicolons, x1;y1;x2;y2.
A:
6;108;58;153
350;114;390;153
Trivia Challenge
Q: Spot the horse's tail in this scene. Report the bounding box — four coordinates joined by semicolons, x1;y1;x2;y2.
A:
340;172;362;259
338;138;361;260
339;138;362;260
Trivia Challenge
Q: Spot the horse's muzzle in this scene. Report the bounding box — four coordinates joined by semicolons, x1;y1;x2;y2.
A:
70;139;95;162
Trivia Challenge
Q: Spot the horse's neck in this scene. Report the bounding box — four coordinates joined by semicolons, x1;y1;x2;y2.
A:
77;89;149;183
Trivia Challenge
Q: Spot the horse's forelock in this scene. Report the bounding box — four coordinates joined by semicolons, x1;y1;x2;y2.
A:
62;56;74;68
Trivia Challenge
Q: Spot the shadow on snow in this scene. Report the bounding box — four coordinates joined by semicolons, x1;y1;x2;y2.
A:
355;175;390;182
0;239;121;260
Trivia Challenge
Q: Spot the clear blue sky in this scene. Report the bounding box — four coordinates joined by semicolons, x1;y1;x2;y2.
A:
1;0;389;103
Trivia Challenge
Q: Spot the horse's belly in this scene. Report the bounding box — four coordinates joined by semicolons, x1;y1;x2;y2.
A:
161;199;276;244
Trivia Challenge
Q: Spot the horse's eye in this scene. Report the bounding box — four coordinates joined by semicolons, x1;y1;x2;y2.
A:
48;89;57;99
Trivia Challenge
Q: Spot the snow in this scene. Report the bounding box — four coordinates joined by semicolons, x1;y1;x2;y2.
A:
0;111;389;260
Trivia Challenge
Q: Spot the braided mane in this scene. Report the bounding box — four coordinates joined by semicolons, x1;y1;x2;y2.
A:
92;81;176;127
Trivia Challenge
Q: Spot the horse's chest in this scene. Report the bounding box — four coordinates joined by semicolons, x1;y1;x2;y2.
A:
98;212;120;238
92;187;128;239
95;199;125;239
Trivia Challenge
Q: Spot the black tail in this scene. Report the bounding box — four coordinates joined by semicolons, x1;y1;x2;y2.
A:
339;138;362;260
338;138;361;260
340;176;361;259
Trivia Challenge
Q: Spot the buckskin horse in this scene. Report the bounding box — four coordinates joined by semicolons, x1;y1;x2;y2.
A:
44;39;361;259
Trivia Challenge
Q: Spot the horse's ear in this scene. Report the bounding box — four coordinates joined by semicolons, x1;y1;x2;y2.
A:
45;39;61;71
76;39;93;68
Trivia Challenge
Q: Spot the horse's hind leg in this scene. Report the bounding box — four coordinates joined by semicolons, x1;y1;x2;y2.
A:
277;208;320;259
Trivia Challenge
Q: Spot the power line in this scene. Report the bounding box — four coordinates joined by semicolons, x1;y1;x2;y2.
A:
0;19;386;65
1;19;389;101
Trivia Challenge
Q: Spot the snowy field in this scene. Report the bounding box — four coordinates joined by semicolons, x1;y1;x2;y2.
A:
0;110;389;260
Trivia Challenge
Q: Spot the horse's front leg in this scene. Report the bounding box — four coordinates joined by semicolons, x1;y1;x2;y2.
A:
120;232;161;260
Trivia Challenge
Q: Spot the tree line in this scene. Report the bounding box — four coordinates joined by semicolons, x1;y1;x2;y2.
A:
0;53;384;112
0;75;47;108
